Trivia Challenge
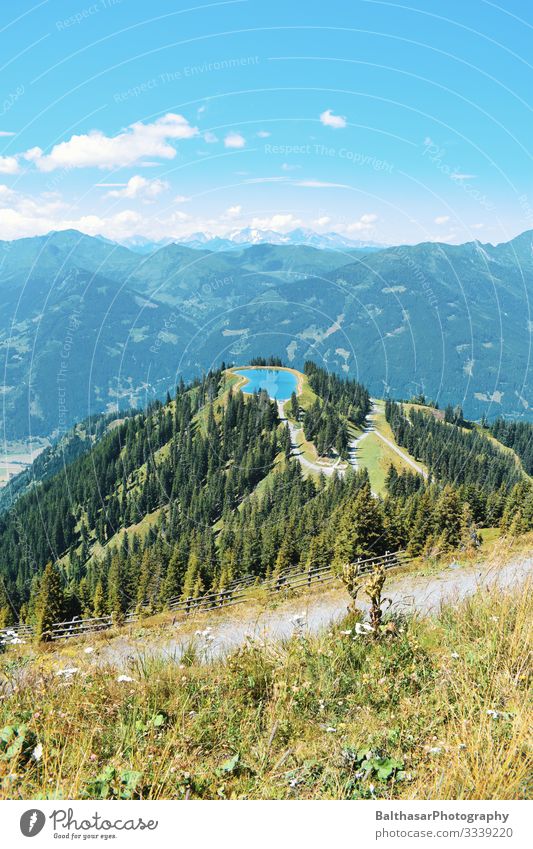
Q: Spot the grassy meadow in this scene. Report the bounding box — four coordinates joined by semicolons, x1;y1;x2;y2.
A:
0;568;530;801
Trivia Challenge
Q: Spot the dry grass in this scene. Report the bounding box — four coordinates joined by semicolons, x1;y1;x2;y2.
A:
0;572;531;801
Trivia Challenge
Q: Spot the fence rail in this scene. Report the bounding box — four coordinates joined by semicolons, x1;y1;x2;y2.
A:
0;550;408;643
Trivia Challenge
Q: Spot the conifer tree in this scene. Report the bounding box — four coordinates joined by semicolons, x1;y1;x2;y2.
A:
107;555;125;623
181;546;204;600
433;485;463;551
334;484;387;567
93;580;106;617
0;578;15;628
35;562;65;642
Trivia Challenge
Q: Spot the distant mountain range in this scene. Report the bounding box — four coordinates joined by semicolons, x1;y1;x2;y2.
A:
117;227;387;254
1;228;531;439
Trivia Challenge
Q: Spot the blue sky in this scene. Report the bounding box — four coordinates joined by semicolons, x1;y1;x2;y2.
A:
0;0;532;245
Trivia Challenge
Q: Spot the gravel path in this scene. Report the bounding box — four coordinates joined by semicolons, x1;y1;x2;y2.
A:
93;553;532;668
278;400;346;477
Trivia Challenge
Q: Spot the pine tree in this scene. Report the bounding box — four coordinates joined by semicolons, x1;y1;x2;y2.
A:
433;485;463;551
289;391;299;420
35;562;65;642
0;578;15;628
93;580;106;617
108;555;125;623
334;484;387;567
181;547;204;600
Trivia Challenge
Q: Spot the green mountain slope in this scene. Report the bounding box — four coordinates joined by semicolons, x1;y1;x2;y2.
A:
1;230;532;440
0;362;532;633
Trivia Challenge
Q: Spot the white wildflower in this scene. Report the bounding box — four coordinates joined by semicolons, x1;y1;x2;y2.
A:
340;629;352;636
32;743;43;762
56;667;79;677
450;652;460;659
326;726;337;733
355;622;373;635
84;647;95;654
429;746;442;754
117;675;134;683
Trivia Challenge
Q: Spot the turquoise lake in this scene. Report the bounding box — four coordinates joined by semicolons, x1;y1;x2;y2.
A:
235;368;299;401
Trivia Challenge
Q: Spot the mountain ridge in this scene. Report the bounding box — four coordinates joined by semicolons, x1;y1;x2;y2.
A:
1;228;532;439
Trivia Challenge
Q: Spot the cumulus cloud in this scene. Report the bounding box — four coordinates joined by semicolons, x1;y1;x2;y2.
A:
256;130;271;138
320;109;347;129
250;213;301;230
226;204;242;218
104;175;169;200
314;216;331;227
224;132;246;149
0;155;20;174
434;215;450;224
346;213;378;232
0;184;16;200
24;113;198;172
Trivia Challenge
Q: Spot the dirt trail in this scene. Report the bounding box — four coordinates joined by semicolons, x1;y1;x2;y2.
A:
348;400;427;479
277;400;346;477
92;554;532;669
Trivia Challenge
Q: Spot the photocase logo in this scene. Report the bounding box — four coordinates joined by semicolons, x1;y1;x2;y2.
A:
20;809;46;837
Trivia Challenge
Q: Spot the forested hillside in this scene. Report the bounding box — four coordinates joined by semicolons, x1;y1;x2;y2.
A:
488;419;533;474
0;364;532;634
385;400;523;491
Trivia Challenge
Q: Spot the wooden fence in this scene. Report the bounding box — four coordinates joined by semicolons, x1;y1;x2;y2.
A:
0;549;408;643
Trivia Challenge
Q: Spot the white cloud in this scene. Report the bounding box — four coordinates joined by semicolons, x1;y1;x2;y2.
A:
250;213;301;231
174;194;190;203
23;146;44;163
0;184;16;200
256;130;271;138
105;175;168;200
314;216;331;227
320;109;347;129
25;113;198;172
434;215;450;224
0;155;20;174
0;131;15;137
226;204;242;218
203;131;218;143
346;213;378;232
224;132;246;149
